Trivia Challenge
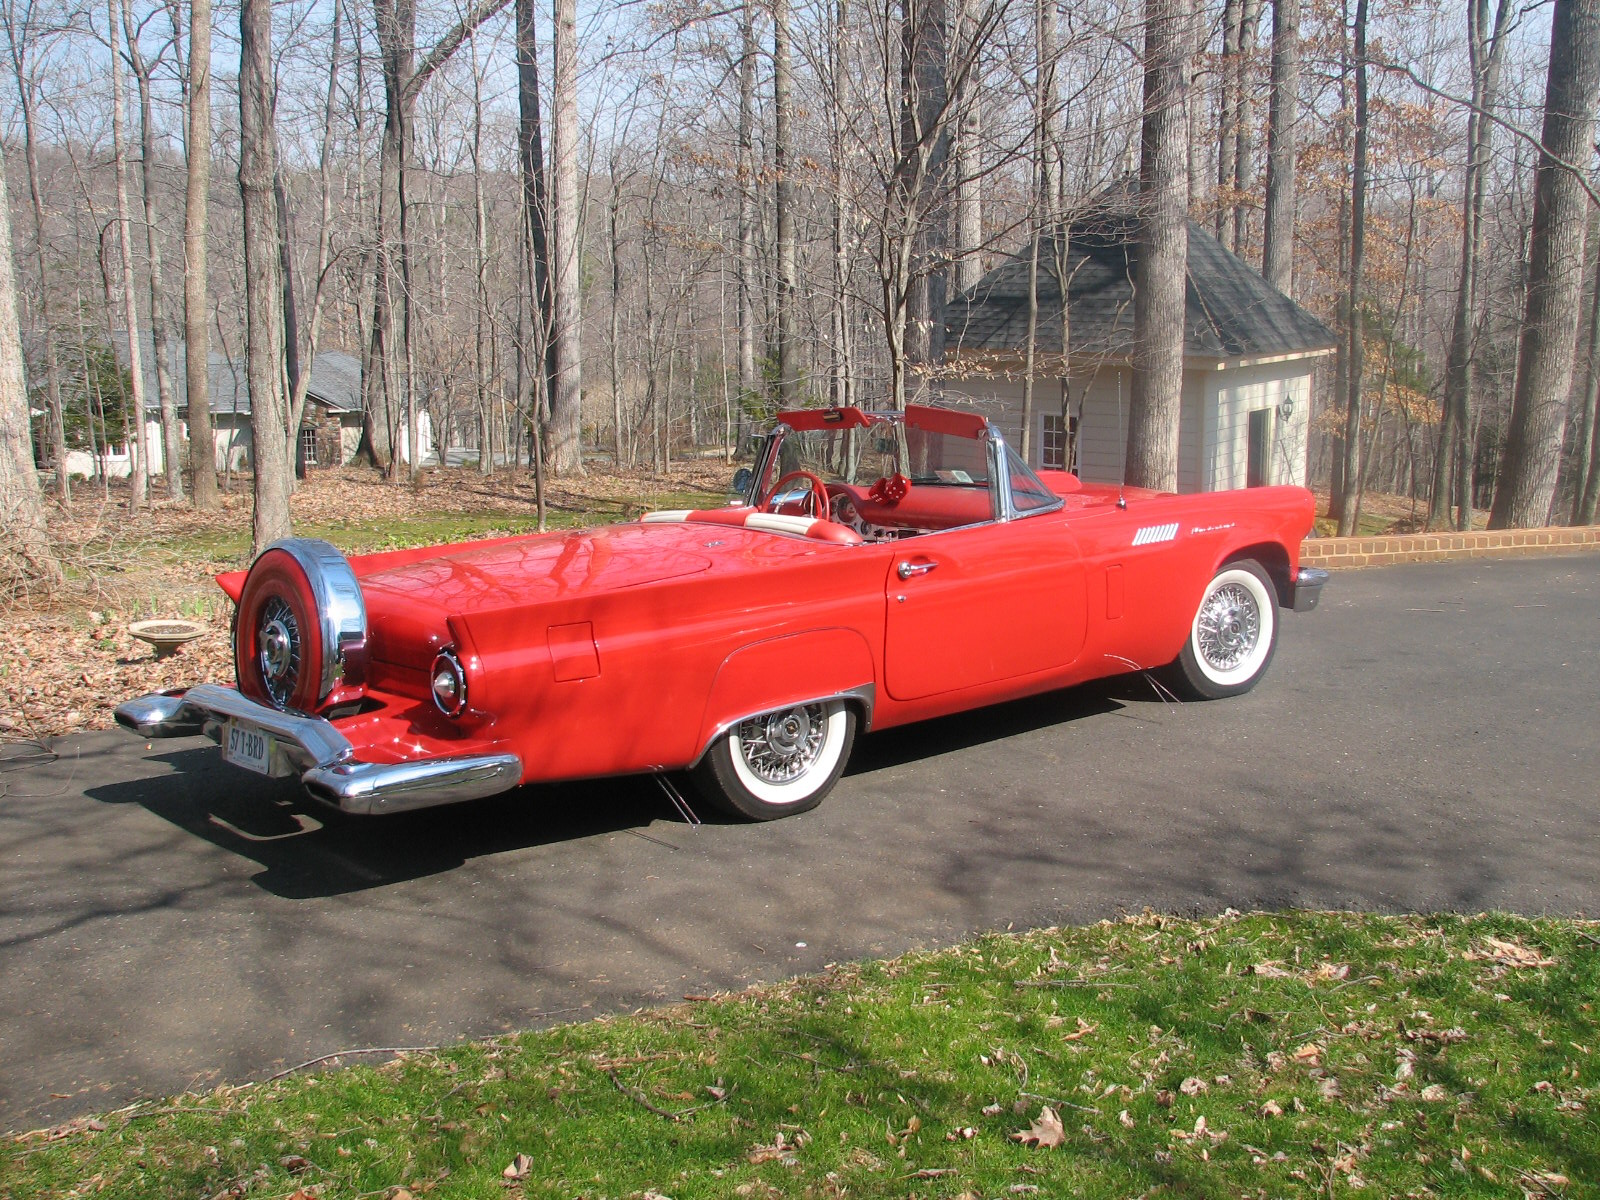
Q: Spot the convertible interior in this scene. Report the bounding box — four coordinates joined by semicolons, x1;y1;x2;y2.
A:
643;405;1071;544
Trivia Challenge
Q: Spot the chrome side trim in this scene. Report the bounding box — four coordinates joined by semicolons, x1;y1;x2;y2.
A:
266;538;368;701
1291;566;1330;612
302;754;523;816
691;683;876;767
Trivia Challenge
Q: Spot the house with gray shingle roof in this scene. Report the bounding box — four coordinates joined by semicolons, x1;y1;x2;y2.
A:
101;336;371;476
940;190;1336;492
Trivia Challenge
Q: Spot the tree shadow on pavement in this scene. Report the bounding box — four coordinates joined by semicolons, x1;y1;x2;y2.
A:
84;748;718;900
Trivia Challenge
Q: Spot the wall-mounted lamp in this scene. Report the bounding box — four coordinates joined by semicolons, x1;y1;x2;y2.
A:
1278;397;1296;421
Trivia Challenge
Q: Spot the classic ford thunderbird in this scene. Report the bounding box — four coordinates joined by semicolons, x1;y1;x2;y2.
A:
116;404;1326;820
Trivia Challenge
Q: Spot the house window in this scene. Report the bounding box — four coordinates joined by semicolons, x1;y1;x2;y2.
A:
299;426;318;469
1041;413;1077;472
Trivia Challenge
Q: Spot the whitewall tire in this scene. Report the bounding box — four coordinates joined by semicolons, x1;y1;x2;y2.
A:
1172;559;1279;699
692;700;856;820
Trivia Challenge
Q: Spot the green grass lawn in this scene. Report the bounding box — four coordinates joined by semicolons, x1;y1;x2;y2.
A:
7;911;1597;1199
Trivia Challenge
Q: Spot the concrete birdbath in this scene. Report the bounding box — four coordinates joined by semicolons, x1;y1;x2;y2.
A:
128;619;208;659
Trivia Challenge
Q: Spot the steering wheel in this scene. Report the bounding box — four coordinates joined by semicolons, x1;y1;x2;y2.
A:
763;470;830;518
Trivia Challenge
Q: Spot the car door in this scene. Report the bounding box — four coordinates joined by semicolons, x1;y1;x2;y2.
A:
881;514;1087;702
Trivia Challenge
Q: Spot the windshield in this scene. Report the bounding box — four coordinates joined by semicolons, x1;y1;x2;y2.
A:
756;418;991;496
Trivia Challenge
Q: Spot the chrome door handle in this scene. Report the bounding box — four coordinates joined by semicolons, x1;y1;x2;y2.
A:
897;560;937;580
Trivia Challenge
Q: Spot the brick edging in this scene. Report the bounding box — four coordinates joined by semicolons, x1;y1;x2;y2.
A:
1301;525;1600;569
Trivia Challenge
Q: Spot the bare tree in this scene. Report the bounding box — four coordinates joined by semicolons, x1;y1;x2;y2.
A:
1261;0;1298;293
0;139;61;588
108;0;149;510
1;0;70;501
737;0;759;416
184;0;216;508
1334;0;1368;536
1428;0;1512;531
546;0;583;474
773;0;798;406
122;0;182;499
1489;0;1600;529
1126;0;1190;492
238;0;289;552
1574;215;1600;524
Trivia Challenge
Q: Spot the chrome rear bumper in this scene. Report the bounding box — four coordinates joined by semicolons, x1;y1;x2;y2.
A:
114;685;521;816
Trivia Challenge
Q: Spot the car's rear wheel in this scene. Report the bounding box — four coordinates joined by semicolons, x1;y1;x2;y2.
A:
692;700;856;820
1171;558;1278;699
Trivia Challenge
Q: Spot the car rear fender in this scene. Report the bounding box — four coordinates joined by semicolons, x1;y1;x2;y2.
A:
692;628;877;767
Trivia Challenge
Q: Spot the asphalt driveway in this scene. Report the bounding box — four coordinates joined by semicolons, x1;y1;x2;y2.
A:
3;552;1597;1129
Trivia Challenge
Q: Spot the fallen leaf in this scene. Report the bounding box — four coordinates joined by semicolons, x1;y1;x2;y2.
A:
1010;1106;1065;1149
279;1155;312;1174
1062;1018;1098;1042
1419;1084;1449;1102
1465;937;1557;968
1179;1076;1207;1096
1252;961;1294;977
1259;1100;1283;1118
1118;1109;1135;1129
945;1126;977;1141
1320;1076;1344;1100
502;1153;533;1179
981;1102;1003;1116
1293;1043;1324;1066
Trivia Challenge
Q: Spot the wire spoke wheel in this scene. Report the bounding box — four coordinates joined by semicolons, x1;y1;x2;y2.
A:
693;698;857;820
1195;582;1261;673
1170;559;1279;700
256;596;302;709
736;704;828;785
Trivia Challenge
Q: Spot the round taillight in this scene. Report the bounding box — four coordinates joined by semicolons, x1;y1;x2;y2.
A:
431;650;467;717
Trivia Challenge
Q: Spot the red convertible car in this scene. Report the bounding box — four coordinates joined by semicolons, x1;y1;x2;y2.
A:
116;404;1326;820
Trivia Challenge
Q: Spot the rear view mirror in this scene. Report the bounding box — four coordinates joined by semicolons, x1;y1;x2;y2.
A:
730;467;754;497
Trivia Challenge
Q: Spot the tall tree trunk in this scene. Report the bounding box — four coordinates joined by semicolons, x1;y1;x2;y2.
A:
123;8;183;499
773;0;798;406
951;0;982;295
1574;219;1600;524
1232;0;1260;256
471;38;493;476
238;0;289;553
2;21;70;502
275;171;303;478
515;0;549;518
831;0;855;408
546;0;584;474
902;0;950;380
1021;0;1055;463
0;140;61;587
184;0;216;507
109;0;149;511
1489;0;1600;529
1428;0;1510;531
1126;0;1190;492
1334;0;1368;536
1215;0;1240;248
1261;0;1298;294
737;0;758;417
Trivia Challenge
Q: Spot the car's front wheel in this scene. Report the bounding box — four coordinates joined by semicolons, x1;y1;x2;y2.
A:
692;700;856;820
1171;558;1279;699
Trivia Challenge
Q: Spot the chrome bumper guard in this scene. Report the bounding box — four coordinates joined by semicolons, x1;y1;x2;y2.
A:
1290;566;1330;612
114;684;522;816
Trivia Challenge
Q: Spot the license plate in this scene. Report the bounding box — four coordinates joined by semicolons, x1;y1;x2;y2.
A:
222;720;274;775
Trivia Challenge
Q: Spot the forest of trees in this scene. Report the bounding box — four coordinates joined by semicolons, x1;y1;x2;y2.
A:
1;0;1599;581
